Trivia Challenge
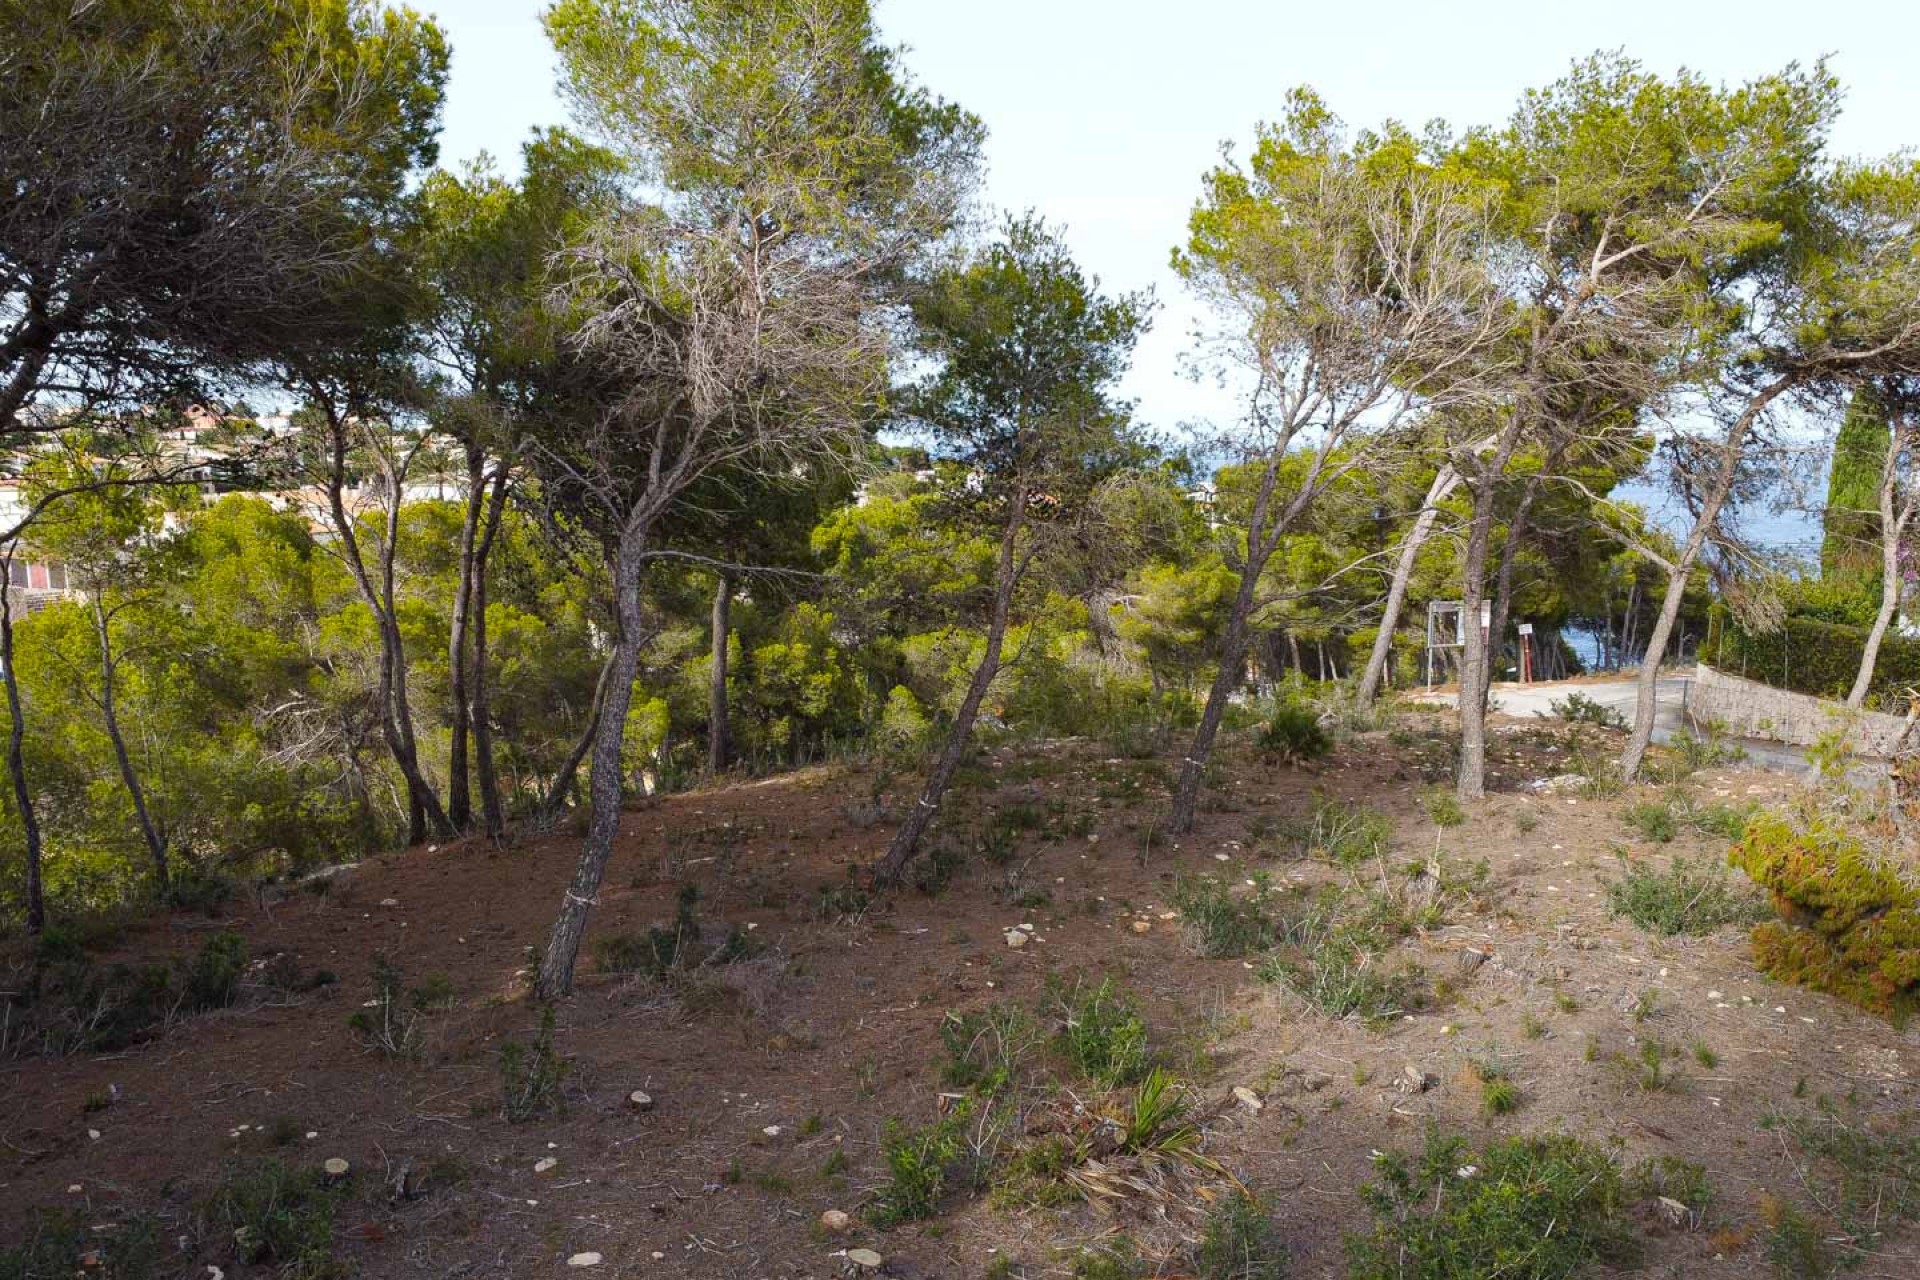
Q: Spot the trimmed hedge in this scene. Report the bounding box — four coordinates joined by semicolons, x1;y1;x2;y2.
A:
1729;814;1920;1022
1702;605;1920;713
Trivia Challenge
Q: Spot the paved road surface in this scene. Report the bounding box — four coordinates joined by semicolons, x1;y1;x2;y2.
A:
1412;674;1875;780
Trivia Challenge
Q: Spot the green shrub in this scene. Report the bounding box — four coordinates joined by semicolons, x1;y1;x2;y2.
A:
1761;1107;1920;1274
501;1006;570;1122
1255;703;1330;765
939;1004;1039;1097
206;1159;346;1278
1730;814;1920;1020
1279;795;1393;866
1052;977;1150;1087
346;955;422;1058
185;930;248;1010
1423;789;1465;828
1172;874;1277;958
0;1208;165;1280
1622;800;1676;843
1258;900;1426;1028
1193;1191;1287;1279
870;1103;971;1227
1548;691;1626;729
1346;1131;1639;1280
1604;855;1767;936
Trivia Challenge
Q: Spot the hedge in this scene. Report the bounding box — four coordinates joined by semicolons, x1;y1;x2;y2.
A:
1701;605;1920;713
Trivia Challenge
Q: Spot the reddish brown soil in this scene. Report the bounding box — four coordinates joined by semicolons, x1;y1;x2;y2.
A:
3;716;1917;1278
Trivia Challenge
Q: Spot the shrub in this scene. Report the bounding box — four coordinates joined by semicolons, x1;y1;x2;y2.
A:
206;1159;346;1278
1259;901;1426;1028
1193;1190;1287;1279
1729;814;1920;1020
185;930;248;1010
1255;703;1330;765
1423;789;1465;828
1622;800;1676;843
1703;606;1920;714
1760;1108;1920;1274
1604;855;1767;936
0;1208;165;1280
1052;977;1149;1087
1280;795;1393;866
346;955;422;1058
1346;1131;1639;1280
501;1006;570;1122
870;1103;971;1227
1548;691;1627;729
1172;874;1277;958
939;1004;1039;1097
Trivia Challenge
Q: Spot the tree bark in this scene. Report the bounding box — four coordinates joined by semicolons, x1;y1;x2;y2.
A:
1848;413;1916;709
446;444;486;830
319;412;453;843
1169;460;1285;834
472;465;510;839
93;596;167;887
1357;465;1458;711
1454;414;1529;802
538;650;617;826
707;569;731;776
2;565;44;932
536;529;648;999
1620;376;1795;779
872;492;1027;884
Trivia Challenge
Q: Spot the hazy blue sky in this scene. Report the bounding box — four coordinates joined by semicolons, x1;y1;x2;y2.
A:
429;0;1920;449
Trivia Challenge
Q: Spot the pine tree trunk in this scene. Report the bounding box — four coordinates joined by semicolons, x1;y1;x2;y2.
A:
1170;460;1287;834
94;597;167;887
1848;420;1915;709
538;652;616;826
536;529;647;999
446;446;486;830
872;493;1026;884
708;570;731;776
1357;466;1458;710
472;467;510;839
2;571;44;932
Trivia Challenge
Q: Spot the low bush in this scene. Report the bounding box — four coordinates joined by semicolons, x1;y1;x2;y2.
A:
205;1159;347;1278
1605;855;1767;936
1277;795;1393;866
869;1102;973;1227
1254;703;1331;765
1052;977;1150;1087
1730;814;1920;1020
1172;874;1277;959
1548;691;1626;729
1346;1130;1640;1280
1760;1107;1920;1274
1193;1190;1287;1279
0;1208;166;1279
501;1006;570;1122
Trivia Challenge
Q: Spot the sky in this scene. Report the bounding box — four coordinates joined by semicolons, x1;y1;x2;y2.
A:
427;0;1920;546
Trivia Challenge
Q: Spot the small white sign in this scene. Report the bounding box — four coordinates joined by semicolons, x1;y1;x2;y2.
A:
1517;623;1534;636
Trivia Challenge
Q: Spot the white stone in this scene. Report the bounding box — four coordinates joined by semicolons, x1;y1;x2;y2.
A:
534;1157;558;1173
846;1249;883;1270
567;1252;603;1268
819;1209;852;1233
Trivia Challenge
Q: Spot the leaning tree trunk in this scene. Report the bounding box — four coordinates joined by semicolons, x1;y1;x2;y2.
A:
537;651;616;827
93;597;167;887
2;571;44;932
708;570;731;776
1168;461;1288;835
471;466;510;839
1454;414;1529;802
1356;465;1458;711
872;493;1027;884
536;530;648;999
1621;378;1792;779
1848;420;1916;710
446;446;487;830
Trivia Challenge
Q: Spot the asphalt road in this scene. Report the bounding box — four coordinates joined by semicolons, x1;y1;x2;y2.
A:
1412;674;1868;780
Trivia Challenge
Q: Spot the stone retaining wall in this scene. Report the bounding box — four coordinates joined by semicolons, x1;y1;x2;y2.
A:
1689;664;1910;756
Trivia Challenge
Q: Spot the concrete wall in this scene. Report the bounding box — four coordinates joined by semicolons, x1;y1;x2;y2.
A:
1689;664;1911;756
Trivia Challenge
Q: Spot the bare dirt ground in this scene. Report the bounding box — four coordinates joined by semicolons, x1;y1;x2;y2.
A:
3;711;1916;1279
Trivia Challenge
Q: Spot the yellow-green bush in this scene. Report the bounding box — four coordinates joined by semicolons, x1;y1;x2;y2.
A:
1729;815;1920;1020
